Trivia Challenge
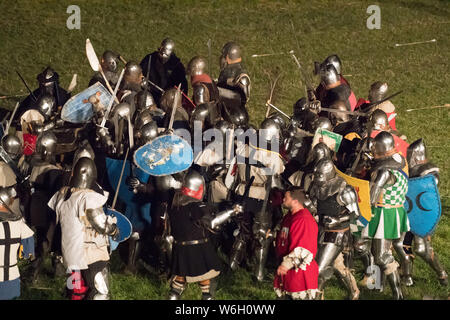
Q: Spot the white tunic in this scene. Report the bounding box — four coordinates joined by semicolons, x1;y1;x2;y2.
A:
48;187;111;271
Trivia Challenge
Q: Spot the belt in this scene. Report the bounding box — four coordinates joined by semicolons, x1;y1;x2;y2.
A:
324;227;350;233
240;182;265;187
174;238;209;246
376;204;403;209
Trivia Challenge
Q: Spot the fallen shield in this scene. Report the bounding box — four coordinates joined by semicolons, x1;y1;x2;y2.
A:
404;174;441;237
134;134;193;176
61;82;112;123
105;208;132;251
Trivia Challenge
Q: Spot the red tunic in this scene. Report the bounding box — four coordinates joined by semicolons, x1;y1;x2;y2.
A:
273;208;319;294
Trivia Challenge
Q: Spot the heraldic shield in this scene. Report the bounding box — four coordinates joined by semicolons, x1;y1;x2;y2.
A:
133;134;193;176
404;174;441;237
61;82;112;123
105;208;132;251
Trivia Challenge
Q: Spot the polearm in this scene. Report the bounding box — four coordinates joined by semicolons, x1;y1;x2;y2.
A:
100;68;125;128
266;101;367;118
16;71;37;102
406;104;449;112
4;102;19;133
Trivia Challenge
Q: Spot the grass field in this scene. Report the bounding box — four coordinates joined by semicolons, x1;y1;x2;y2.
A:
1;0;449;300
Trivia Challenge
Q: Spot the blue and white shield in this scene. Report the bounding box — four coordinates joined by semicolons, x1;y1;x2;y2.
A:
61;82;112;123
133;134;193;176
404;175;441;237
105;208;132;251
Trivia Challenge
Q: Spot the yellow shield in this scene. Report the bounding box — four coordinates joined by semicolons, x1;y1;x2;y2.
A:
336;168;372;225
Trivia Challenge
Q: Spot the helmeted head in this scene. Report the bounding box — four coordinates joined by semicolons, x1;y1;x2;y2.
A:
320;64;339;86
368;109;389;131
268;113;287;131
138;121;158;145
36;94;56;120
220;42;242;69
214;120;233;136
181;168;205;200
73;141;95;167
0;185;17;208
69;157;97;190
134;109;154;132
329;100;349;124
113;102;131;119
307;142;332;166
312;117;333;132
190;103;210;129
37;66;59;94
1;134;22;161
372;131;396;159
293;97;308;116
101;50;119;73
159;88;180;114
407;138;427;168
187;56;207;77
222;104;249;129
123;61;143;85
35;131;57;162
135;90;157;112
323;54;342;75
158;38;175;64
313;158;336;186
260;118;281;143
368;81;388;102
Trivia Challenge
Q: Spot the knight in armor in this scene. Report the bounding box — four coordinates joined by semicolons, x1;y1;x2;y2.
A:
308;159;361;300
358;82;398;131
89;50;121;89
228;118;285;281
316;63;356;112
159;88;190;132
48;157;118;300
274;187;319;300
361;131;410;299
187;56;222;129
168;169;242;300
16;67;71;129
217;42;251;110
401;139;448;286
312;55;356;110
0;183;35;300
139;38;188;105
26;131;64;282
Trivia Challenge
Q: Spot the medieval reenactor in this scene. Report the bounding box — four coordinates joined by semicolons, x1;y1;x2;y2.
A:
274;187;319;300
139;38;188;105
159;88;190;132
308;158;361;300
0;184;35;300
16;67;71;130
361;131;410;299
48;157;118;300
187;56;222;129
317;64;356;112
168;168;242;300
217;42;251;112
228;118;285;281
89;50;121;89
313;55;356;111
26;131;64;282
401;139;448;286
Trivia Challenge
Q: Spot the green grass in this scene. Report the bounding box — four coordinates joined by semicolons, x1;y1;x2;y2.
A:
1;0;449;300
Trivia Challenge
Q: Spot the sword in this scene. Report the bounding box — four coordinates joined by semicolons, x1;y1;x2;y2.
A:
16;71;37;102
100;68;125;128
361;90;403;113
167;83;181;131
111;147;130;210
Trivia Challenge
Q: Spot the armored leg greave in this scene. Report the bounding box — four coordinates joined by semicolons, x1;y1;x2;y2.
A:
169;276;186;300
316;242;342;292
91;266;111;300
415;236;448;286
125;233;141;274
229;238;246;271
372;238;403;300
392;233;411;287
252;208;272;282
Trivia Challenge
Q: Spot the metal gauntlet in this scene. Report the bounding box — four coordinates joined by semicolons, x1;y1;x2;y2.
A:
86;208;118;236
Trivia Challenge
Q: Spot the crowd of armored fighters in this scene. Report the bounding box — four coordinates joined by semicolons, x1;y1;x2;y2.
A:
0;38;447;300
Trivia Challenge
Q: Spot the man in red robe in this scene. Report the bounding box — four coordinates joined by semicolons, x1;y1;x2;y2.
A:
274;187;319;300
